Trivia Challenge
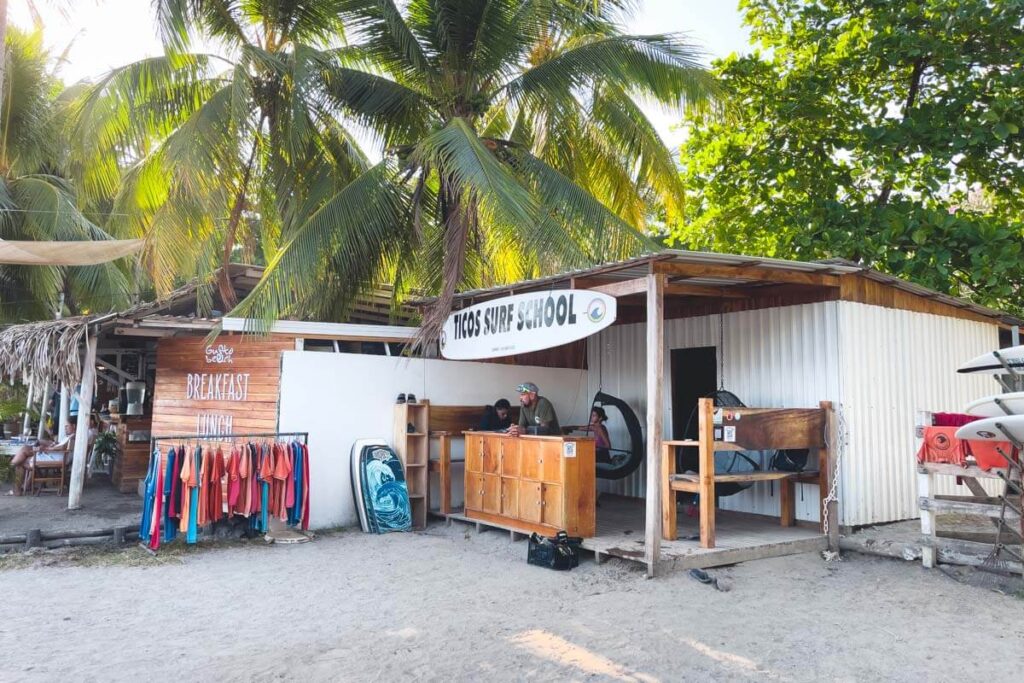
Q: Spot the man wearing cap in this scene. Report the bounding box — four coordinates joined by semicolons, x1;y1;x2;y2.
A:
509;382;561;436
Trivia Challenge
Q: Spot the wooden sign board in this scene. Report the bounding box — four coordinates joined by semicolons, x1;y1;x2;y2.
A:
150;336;293;437
716;408;826;450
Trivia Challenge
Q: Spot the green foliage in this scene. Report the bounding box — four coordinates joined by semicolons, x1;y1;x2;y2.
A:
76;1;715;332
676;0;1024;313
0;26;132;322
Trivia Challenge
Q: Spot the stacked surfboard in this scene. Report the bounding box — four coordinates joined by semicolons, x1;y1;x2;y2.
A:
955;345;1024;454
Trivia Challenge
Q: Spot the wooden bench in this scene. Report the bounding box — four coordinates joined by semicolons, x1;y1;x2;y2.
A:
428;404;520;515
662;398;836;549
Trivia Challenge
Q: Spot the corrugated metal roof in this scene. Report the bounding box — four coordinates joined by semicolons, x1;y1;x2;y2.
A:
417;249;1019;326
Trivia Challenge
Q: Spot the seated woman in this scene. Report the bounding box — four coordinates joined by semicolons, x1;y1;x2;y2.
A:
588;407;612;464
7;422;76;495
566;407;613;462
478;399;512;431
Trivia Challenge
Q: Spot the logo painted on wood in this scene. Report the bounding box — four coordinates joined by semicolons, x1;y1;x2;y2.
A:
205;344;235;364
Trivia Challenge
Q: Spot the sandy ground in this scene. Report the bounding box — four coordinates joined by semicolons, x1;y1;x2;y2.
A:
0;523;1021;682
0;483;139;537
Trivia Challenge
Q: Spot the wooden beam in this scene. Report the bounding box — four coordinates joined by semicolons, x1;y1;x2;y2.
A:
662;443;677;541
644;273;665;578
68;332;97;509
113;327;176;338
698;398;716;549
822;400;839;552
587;277;648;298
655;261;840;287
664;283;749;298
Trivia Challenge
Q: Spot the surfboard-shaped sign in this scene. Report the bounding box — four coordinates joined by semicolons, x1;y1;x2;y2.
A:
439;290;617;360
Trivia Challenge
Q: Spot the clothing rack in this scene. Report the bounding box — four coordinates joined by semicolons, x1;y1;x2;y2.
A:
150;431;308;453
141;430;312;550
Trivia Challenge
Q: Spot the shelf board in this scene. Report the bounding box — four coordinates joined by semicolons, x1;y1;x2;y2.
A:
409;494;426;500
406;463;427;468
402;432;427;437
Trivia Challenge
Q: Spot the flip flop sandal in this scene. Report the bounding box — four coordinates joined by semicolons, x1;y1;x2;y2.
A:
688;568;714;585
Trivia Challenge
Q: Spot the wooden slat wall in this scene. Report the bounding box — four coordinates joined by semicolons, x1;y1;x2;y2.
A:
838;274;995;326
151;336;294;437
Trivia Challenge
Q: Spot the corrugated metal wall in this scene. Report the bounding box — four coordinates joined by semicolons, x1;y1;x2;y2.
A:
837;302;1000;526
588;300;1002;527
588;302;842;523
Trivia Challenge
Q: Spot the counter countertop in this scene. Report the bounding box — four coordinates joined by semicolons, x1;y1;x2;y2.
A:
461;431;594;442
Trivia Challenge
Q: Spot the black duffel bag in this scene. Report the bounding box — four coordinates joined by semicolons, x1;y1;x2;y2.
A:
527;530;582;570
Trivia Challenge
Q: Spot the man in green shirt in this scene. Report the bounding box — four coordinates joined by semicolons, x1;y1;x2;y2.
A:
509;382;561;436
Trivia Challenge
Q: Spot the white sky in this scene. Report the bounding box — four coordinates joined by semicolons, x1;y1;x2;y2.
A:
9;0;750;148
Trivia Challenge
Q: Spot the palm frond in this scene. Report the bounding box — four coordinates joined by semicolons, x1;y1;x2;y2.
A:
230;160;410;329
500;33;715;110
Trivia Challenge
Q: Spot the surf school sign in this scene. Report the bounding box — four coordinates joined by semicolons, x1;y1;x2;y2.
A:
440;290;617;360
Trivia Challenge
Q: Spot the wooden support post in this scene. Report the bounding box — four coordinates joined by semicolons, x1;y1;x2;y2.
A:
662;443;677;541
67;332;97;510
780;478;796;527
36;378;51;440
22;374;34;436
821;401;840;552
438;433;452;515
919;468;936;569
644;273;664;578
698;397;716;549
58;384;70;438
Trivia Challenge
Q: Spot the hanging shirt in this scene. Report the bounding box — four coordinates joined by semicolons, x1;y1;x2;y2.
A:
163;447;178;543
227;446;241;509
139;449;159;542
301;443;311;530
186;446;201;543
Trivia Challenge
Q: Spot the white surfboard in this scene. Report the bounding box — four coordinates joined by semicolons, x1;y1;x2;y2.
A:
955;414;1024;443
964;392;1024;417
957;345;1024;375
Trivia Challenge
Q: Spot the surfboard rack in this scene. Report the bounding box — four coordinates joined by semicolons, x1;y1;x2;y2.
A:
992;350;1024;392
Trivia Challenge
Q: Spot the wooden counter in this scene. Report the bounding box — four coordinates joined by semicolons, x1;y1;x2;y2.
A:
463;432;596;537
111;415;151;494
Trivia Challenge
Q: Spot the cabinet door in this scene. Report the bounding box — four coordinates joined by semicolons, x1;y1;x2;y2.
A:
519;481;542;523
465;437;483;473
482;474;501;514
541;483;564;529
520;447;542;481
482;438;500;474
540;442;562;483
464;474;484;511
500;477;519;518
500;440;520;477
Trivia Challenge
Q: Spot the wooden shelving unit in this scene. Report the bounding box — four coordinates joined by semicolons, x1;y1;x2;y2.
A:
393;399;429;529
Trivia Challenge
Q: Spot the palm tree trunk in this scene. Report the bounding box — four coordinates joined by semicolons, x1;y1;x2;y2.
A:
0;0;8;153
215;144;259;311
422;181;473;345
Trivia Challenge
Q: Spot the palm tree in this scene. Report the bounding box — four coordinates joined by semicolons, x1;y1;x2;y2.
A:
0;25;130;322
74;1;713;334
232;0;715;335
71;0;370;309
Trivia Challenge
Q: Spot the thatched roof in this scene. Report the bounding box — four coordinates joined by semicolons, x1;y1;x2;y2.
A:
0;317;92;386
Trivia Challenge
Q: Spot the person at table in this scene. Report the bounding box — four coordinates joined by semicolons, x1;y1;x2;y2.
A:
478;398;512;431
508;382;561;436
6;421;76;496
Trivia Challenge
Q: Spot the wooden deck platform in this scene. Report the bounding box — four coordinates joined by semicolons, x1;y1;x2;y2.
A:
444;494;826;573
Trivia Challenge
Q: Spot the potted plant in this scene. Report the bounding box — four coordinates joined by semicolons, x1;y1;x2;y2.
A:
91;430;120;476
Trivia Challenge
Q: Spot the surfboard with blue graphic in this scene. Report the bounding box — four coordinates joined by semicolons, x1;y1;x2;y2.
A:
351;439;412;533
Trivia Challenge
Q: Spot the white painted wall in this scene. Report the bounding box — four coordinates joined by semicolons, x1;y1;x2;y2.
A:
589;302;842;523
588;300;1004;527
837;302;1001;526
278;352;589;529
